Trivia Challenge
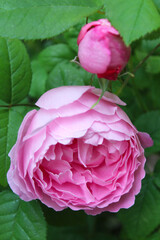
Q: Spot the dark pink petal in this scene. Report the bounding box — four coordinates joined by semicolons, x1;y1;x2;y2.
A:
137;132;153;148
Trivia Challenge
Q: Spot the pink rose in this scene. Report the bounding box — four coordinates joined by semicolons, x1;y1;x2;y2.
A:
77;19;131;80
7;86;153;215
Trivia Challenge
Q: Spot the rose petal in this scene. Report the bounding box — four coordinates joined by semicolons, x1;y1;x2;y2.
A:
137;132;153;148
36;86;93;110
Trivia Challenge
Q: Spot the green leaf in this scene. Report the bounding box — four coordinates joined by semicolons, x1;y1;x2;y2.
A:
146;56;160;74
0;0;102;40
38;43;92;90
133;67;152;90
149;77;160;109
38;44;75;72
118;176;160;240
48;225;117;240
144;27;160;40
0;38;31;104
63;25;81;52
154;0;160;11
47;225;84;240
41;204;87;228
29;60;47;99
134;111;160;154
46;62;91;90
154;160;160;189
0;0;101;9
0;190;46;240
0;107;34;186
138;38;160;54
104;0;160;45
146;231;160;240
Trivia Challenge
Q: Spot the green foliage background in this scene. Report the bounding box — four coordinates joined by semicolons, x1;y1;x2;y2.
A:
0;0;160;239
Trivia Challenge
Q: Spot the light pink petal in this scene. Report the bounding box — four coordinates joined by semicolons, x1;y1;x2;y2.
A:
100;130;130;141
40;195;66;211
8;110;37;160
78;91;118;115
108;120;134;137
18;127;47;177
92;88;126;106
48;110;110;140
7;168;36;201
137;132;153;148
36;86;93;110
84;133;104;146
116;107;136;128
25;101;89;138
98;19;119;35
78;27;111;74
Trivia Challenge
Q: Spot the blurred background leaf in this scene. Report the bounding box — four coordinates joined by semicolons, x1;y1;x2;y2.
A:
118;173;160;240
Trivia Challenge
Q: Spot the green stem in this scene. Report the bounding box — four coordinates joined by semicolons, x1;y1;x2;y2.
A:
107;80;112;92
90;74;95;86
91;78;108;109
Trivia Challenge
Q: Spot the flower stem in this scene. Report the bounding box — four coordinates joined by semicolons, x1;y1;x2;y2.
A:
91;79;108;109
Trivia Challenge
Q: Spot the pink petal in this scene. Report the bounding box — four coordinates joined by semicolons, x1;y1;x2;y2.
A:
78;27;111;74
92;88;126;106
36;86;93;110
77;21;101;45
137;132;153;148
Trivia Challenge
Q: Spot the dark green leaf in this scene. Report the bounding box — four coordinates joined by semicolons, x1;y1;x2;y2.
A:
146;56;160;74
133;67;152;90
104;0;160;45
0;38;31;104
154;0;160;11
47;225;84;240
38;44;75;72
46;62;91;90
0;107;34;186
0;0;102;40
0;190;46;240
144;27;160;40
146;231;160;240
149;77;160;108
118;176;160;240
138;39;160;54
29;60;47;99
135;111;160;154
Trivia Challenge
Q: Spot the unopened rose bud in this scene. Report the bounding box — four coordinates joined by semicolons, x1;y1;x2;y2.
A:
77;19;131;80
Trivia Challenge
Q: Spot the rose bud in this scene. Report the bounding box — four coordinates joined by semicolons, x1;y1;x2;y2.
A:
77;19;131;80
7;86;153;215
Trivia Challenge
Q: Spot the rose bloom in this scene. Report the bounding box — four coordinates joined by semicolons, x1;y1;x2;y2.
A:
77;19;131;80
7;86;153;215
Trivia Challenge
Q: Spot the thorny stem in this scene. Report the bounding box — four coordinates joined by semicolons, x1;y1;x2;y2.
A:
117;42;160;95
